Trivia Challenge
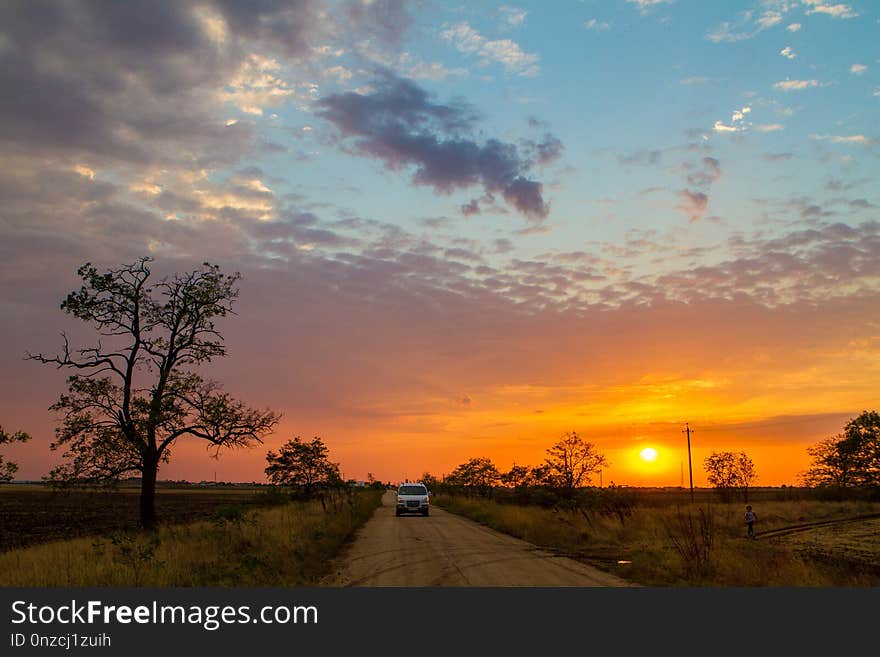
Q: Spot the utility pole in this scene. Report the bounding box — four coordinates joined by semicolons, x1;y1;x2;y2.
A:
682;423;694;503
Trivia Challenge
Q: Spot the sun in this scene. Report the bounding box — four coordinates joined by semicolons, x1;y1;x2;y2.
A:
640;447;658;462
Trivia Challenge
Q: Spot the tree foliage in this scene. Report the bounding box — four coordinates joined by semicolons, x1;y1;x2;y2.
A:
802;411;880;488
703;451;756;502
29;257;279;528
500;464;533;489
543;431;608;497
446;457;500;496
0;426;31;483
264;436;340;499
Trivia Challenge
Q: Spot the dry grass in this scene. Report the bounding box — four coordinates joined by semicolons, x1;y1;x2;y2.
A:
0;490;381;587
435;495;880;586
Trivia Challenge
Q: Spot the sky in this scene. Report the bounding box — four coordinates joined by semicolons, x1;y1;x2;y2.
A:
1;0;878;487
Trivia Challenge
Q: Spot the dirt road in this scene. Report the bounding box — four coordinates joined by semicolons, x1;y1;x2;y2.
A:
323;491;633;586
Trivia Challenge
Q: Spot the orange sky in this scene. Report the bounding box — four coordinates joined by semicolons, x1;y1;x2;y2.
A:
3;265;878;487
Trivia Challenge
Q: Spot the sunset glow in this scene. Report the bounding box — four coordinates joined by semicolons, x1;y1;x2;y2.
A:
1;1;877;490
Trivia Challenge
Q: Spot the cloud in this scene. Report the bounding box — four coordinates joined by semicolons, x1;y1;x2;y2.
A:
0;0;421;171
810;134;872;145
676;190;709;223
220;54;296;115
706;21;754;43
584;19;611;31
773;79;820;91
756;11;783;29
803;2;858;19
441;22;540;77
619;150;662;166
780;46;796;60
787;23;802;31
342;0;415;47
706;6;790;43
713;122;738;133
315;71;555;221
356;41;469;81
850;64;867;75
713;106;751;133
754;123;785;132
626;0;673;12
680;76;710;85
677;157;721;222
499;6;528;29
686;157;722;187
523;134;565;165
493;239;515;254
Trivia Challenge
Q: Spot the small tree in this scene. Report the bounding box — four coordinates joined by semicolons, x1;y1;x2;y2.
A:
420;472;441;492
544;431;608;498
0;426;31;482
446;457;500;497
29;257;280;529
704;451;757;502
264;436;340;499
500;464;532;489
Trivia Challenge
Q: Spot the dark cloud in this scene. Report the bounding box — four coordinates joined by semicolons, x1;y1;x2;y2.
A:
686;157;721;187
0;1;262;167
677;189;709;223
342;0;415;47
419;216;453;229
524;134;564;165
461;199;482;216
619;150;662;167
659;221;880;304
677;157;721;222
211;0;320;56
444;247;482;262
315;72;555;221
801;204;834;219
493;239;515;254
0;0;415;169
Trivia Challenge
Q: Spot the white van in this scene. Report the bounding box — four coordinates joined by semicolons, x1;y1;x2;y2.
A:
395;483;430;516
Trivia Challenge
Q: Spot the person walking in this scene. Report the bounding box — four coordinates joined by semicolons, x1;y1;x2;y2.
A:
744;505;757;539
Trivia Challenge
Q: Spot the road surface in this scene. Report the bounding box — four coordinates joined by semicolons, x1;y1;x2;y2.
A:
323;491;634;586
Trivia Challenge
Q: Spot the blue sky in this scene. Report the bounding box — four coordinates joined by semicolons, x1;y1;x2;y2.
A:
1;1;878;484
214;0;878;281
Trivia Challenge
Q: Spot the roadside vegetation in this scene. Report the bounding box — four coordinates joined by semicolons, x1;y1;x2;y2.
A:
428;415;880;587
434;493;880;586
0;487;382;586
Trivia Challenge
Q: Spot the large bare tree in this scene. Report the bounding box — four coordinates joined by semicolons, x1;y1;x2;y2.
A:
30;257;279;529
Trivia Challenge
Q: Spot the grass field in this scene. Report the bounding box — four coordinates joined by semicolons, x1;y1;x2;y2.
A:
0;487;382;586
434;493;880;586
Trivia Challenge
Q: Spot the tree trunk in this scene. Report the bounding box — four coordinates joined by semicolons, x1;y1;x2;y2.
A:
140;454;159;530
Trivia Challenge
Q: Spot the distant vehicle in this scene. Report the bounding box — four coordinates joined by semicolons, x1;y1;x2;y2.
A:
395;482;430;516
